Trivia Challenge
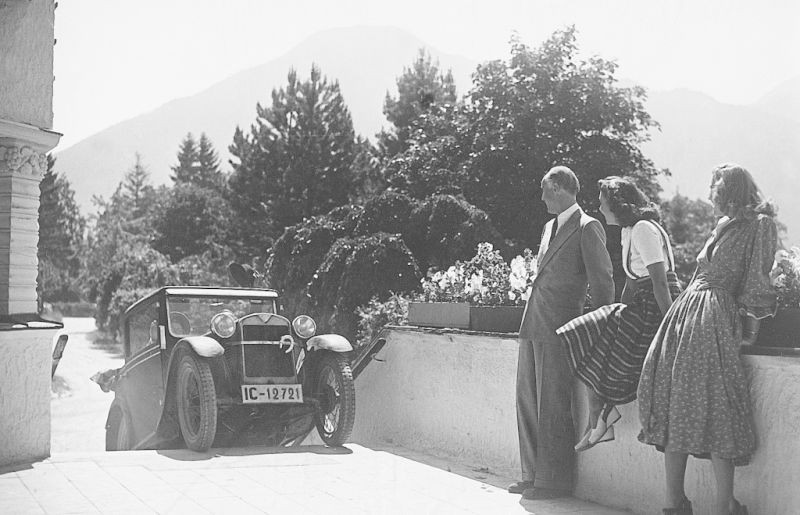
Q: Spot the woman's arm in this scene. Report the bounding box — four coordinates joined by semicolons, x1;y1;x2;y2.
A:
646;261;672;316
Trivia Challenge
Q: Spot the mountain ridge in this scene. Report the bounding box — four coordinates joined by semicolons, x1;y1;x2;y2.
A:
54;26;800;243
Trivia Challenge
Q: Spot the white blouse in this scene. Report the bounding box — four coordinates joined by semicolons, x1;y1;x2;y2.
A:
621;220;674;279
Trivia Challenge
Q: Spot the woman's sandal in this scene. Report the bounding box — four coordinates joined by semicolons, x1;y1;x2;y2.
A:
662;496;693;515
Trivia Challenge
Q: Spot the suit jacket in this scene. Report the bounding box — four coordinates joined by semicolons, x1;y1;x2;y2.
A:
518;209;614;342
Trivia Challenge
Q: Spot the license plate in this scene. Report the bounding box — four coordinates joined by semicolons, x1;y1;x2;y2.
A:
241;384;303;404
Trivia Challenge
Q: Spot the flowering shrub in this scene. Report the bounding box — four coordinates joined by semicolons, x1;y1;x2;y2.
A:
771;246;800;309
419;242;537;306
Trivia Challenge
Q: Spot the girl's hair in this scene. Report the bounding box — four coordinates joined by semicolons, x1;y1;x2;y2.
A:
598;176;660;227
711;163;775;219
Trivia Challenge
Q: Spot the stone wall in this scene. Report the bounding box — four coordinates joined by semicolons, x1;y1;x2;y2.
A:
0;0;55;128
351;327;800;514
0;329;58;466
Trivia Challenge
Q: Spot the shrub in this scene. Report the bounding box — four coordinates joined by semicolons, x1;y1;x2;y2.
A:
771;246;800;309
355;293;410;347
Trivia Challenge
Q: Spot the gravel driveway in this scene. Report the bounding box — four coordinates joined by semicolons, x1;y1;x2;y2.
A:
50;317;124;453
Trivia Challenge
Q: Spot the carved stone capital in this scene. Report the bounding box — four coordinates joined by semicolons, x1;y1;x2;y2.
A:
0;145;48;178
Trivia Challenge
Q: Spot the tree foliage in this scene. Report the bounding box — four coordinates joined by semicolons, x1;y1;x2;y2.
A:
228;65;359;258
660;193;716;284
153;136;231;262
379;49;458;157
387;27;664;249
83;157;176;333
171;132;224;189
38;155;86;303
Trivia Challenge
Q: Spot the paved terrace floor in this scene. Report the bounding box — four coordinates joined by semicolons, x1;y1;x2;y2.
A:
0;444;627;514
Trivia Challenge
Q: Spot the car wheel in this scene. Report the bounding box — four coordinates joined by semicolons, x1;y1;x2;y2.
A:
313;353;355;447
176;352;217;452
106;401;132;451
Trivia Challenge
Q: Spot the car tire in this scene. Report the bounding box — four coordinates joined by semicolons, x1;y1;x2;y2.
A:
106;401;133;451
176;352;217;452
313;352;356;447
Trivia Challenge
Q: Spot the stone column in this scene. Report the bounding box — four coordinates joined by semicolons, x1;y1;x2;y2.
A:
0;120;60;314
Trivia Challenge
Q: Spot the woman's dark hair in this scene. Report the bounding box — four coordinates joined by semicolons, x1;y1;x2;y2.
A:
710;163;775;219
598;176;660;227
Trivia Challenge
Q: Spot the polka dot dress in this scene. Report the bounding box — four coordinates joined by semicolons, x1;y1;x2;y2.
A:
637;214;777;464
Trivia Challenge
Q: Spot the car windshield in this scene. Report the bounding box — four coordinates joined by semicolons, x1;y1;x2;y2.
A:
166;295;277;337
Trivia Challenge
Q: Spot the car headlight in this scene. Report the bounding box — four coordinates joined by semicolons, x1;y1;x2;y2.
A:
292;315;316;339
211;311;236;339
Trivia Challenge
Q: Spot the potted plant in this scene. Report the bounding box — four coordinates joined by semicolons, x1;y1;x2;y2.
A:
408;243;537;332
757;246;800;348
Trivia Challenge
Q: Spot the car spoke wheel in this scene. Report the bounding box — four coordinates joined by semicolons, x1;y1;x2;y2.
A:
106;401;133;451
313;353;355;447
176;352;217;452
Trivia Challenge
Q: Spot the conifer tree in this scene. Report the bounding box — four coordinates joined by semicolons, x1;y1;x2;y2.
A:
228;64;358;258
170;133;198;184
379;49;458;157
37;155;86;302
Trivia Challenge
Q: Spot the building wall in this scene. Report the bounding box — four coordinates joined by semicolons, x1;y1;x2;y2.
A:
0;329;58;466
351;327;800;515
0;0;55;128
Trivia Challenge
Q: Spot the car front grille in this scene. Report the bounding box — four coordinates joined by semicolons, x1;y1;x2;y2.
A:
242;325;289;342
242;343;295;378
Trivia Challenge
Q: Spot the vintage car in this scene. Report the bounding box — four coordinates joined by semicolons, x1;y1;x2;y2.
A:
97;284;360;452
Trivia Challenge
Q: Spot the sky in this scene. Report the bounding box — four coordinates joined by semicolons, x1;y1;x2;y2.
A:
53;0;800;150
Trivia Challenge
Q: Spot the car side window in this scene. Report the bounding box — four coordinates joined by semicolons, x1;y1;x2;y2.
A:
127;301;160;356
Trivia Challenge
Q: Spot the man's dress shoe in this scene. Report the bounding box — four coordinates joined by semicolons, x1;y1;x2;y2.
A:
522;486;570;500
507;480;535;494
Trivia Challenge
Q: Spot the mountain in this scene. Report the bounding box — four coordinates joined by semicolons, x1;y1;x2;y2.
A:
644;86;800;244
54;26;476;208
56;28;800;245
755;75;800;125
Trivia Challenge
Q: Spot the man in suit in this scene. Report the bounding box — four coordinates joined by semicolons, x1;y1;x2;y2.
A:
509;166;614;500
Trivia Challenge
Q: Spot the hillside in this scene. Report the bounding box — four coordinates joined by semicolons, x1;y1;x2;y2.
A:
644;88;800;244
55;26;476;208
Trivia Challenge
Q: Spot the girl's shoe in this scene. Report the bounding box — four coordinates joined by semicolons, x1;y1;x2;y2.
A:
588;405;620;445
662;496;693;515
574;427;593;452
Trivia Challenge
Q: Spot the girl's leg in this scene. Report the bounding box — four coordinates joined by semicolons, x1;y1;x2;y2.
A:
710;454;735;515
585;384;603;428
664;451;689;509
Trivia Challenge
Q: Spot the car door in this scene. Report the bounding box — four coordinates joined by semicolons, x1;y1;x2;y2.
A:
118;298;166;447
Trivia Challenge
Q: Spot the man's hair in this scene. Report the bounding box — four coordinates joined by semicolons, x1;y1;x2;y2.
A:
543;166;580;194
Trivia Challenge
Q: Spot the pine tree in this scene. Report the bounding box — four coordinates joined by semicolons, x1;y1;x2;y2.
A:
228;64;358;258
196;133;223;189
37;155;86;302
170;133;198;184
378;49;458;157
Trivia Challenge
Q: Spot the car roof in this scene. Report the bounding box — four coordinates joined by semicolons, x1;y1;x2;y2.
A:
125;286;279;314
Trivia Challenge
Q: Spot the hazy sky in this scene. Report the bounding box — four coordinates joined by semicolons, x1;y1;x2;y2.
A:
53;0;800;150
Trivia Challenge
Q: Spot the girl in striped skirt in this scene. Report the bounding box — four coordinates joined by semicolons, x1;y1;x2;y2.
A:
556;176;682;452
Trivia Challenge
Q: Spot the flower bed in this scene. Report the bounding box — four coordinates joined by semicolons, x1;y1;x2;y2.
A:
407;243;536;332
758;247;800;348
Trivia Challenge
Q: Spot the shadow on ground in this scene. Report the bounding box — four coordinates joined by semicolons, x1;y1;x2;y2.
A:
157;444;353;462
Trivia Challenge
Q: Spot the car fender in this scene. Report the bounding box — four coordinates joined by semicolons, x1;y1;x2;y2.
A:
177;336;224;358
306;334;353;353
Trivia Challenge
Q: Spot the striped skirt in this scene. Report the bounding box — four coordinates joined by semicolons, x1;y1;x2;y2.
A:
556;275;682;405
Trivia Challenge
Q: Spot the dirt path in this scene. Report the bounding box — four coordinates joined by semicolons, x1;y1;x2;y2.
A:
50;317;124;453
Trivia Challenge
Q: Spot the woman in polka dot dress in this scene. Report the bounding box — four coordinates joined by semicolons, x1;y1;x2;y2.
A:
637;164;777;515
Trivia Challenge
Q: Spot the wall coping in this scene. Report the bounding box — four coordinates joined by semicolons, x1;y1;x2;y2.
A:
388;324;800;358
0;118;61;151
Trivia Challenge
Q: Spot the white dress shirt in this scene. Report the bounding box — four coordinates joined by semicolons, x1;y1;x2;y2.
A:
539;203;580;256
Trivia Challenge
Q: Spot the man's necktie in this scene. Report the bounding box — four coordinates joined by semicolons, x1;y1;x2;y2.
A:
548;218;559;245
